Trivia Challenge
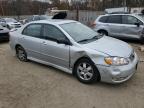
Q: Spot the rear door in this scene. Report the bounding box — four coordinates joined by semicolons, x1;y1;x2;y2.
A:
121;15;143;39
106;15;124;37
19;23;43;59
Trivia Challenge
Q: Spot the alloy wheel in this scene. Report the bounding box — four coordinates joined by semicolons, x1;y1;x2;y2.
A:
77;62;94;81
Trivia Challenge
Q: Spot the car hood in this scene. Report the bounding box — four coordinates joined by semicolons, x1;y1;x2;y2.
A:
82;36;133;57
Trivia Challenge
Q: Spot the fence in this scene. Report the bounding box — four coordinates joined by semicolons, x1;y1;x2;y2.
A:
67;10;104;25
1;10;104;26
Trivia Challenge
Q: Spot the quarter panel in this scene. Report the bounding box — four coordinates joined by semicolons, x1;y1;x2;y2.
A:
70;45;109;69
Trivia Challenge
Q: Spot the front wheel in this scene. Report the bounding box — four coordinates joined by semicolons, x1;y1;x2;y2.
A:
16;46;28;62
74;58;100;84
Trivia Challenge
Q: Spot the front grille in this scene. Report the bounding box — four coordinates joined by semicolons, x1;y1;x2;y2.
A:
14;24;21;26
0;33;9;37
14;24;21;28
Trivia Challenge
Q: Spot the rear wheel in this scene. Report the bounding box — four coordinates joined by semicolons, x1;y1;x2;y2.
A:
16;46;28;62
74;58;100;84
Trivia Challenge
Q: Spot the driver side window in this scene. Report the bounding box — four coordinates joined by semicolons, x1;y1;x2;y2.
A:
43;24;67;41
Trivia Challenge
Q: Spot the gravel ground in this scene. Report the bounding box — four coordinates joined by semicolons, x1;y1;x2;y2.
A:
0;42;144;108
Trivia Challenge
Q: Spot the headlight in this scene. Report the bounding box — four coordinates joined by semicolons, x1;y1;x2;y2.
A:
105;57;129;66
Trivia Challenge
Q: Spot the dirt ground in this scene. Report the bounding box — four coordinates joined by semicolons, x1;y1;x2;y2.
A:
0;42;144;108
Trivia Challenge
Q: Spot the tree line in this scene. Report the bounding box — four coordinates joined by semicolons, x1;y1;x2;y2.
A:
0;0;144;16
0;0;52;16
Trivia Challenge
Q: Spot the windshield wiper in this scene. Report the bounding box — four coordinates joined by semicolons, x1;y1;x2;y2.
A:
92;35;103;39
78;35;101;43
78;34;104;43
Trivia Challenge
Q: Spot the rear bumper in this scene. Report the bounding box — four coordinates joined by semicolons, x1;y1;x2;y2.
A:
97;52;138;84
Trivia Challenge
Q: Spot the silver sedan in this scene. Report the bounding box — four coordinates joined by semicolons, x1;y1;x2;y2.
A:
9;20;138;84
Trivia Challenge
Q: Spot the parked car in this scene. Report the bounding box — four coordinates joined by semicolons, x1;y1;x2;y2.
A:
0;18;22;29
9;20;138;84
93;14;144;43
0;25;9;42
0;18;7;27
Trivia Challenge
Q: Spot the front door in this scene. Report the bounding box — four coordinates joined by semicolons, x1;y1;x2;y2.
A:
121;15;144;39
40;24;70;69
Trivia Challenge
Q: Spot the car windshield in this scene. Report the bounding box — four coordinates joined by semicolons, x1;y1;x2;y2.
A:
60;22;100;43
5;18;17;22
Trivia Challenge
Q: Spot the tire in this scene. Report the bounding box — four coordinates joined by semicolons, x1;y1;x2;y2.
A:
98;30;108;36
16;46;28;62
74;58;100;84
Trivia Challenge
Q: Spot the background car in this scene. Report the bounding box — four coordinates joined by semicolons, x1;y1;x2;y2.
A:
0;25;9;42
9;20;138;84
25;13;67;23
0;18;22;29
25;15;53;23
0;18;7;27
93;14;144;43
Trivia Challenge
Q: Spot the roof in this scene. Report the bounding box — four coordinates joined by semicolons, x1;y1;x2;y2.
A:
102;13;134;16
30;19;76;25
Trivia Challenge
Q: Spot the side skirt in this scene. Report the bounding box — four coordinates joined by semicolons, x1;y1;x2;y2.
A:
28;57;73;74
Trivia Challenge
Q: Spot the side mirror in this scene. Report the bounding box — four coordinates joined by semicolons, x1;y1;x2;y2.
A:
135;22;140;27
57;39;71;45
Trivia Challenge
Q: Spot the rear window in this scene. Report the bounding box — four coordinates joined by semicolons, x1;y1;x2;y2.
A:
107;15;122;24
99;16;108;23
22;24;42;38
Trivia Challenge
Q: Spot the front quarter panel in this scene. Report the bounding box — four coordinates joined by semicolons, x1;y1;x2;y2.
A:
70;45;109;69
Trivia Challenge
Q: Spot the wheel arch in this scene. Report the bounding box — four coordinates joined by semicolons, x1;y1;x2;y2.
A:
15;44;23;50
15;44;26;54
72;56;101;81
97;29;108;36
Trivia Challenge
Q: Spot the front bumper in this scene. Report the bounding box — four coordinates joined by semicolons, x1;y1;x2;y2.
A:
0;33;9;41
97;52;138;84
